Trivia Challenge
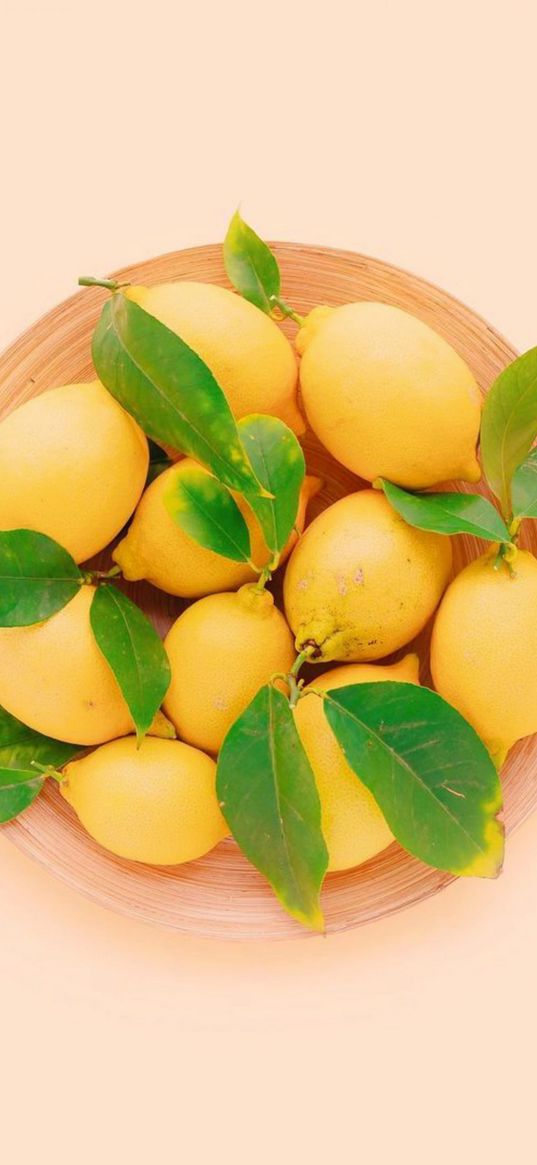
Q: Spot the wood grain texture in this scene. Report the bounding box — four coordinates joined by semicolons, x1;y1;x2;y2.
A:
0;243;531;941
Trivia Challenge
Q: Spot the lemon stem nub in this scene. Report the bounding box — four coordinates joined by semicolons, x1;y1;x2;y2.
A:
269;295;306;329
254;566;272;593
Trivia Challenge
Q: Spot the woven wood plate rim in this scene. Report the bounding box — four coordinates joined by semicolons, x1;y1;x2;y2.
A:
0;241;532;942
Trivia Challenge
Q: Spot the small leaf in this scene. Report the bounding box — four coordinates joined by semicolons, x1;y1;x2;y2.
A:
164;464;251;562
0;704;80;823
0;530;82;627
146;439;173;485
238;415;306;558
217;684;328;930
92;293;266;498
223;210;280;313
380;479;510;543
511;447;537;519
480;347;537;519
324;681;504;878
90;586;171;742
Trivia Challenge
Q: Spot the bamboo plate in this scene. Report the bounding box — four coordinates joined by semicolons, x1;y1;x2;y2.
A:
0;243;533;942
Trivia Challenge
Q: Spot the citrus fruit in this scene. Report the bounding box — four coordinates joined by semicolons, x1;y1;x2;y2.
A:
0;381;148;562
295;654;420;870
114;457;320;598
297;302;482;488
284;489;452;662
61;735;229;864
164;585;295;753
127;281;304;433
431;547;537;765
0;585;133;745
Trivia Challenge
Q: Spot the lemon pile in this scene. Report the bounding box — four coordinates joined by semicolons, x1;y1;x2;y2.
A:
0;272;532;881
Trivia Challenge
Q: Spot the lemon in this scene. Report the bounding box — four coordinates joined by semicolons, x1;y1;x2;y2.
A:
297;302;482;488
295;654;420;870
0;585;133;745
431;547;537;765
127;281;304;433
114;457;320;598
284;489;452;662
0;381;148;563
164;586;295;753
61;736;229;864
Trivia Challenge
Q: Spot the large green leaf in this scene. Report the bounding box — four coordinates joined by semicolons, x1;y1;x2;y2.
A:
380;479;510;543
323;681;504;878
480;347;537;519
238;415;305;559
164;464;251;562
90;586;171;743
92;293;265;498
511;447;537;520
217;684;328;930
0;704;80;823
0;530;82;627
223;210;281;313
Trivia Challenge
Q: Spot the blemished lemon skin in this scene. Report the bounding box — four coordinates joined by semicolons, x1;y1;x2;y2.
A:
295;654;420;871
127;281;304;434
114;458;320;598
284;489;452;663
61;736;229;865
164;587;295;754
431;548;537;765
0;381;149;563
0;586;134;745
297;302;482;489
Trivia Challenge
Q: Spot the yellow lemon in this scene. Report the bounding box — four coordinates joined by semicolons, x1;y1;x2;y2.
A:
0;381;148;562
297;302;482;488
127;281;304;433
295;654;420;870
164;586;295;753
61;736;229;865
431;547;537;765
0;586;133;745
284;489;452;662
114;456;320;598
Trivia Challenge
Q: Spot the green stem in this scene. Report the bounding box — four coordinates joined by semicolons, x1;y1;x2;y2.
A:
253;566;272;593
31;761;64;783
78;276;129;292
80;564;123;585
290;648;313;678
269;295;305;328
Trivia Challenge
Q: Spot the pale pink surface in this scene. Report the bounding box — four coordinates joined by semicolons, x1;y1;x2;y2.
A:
1;3;536;1164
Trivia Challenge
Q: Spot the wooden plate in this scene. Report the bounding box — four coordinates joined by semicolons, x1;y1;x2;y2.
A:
0;244;532;941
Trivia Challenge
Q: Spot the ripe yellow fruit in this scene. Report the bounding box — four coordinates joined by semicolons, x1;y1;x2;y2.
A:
297;302;482;488
431;547;537;765
127;281;304;433
0;586;133;745
164;586;295;753
61;736;229;865
0;381;148;563
114;457;320;598
284;489;452;662
295;654;420;871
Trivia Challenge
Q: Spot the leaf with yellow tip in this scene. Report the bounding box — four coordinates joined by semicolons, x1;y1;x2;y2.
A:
324;681;504;879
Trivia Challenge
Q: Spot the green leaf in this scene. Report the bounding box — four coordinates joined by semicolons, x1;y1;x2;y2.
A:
217;684;328;930
380;479;510;543
90;586;171;742
511;446;537;519
0;530;82;627
223;210;280;313
164;464;251;562
146;439;172;485
480;347;537;519
238;415;306;558
92;293;265;498
323;681;504;879
0;704;80;823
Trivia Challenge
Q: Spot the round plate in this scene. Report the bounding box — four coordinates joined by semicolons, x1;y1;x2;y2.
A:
0;244;532;941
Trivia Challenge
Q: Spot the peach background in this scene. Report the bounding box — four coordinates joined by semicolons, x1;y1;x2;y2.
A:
2;1;537;1161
